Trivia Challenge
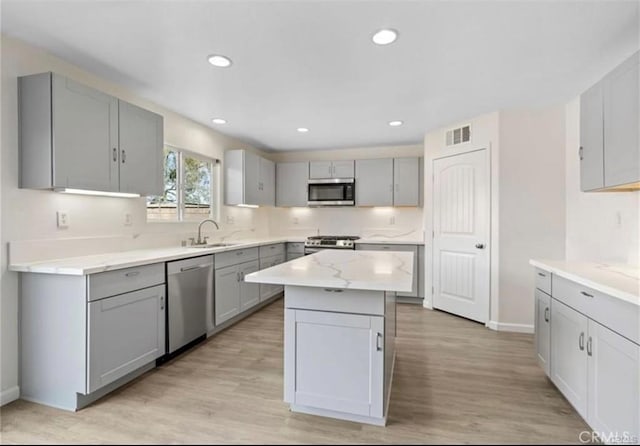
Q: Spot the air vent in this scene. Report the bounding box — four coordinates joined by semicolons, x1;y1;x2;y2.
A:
445;124;471;146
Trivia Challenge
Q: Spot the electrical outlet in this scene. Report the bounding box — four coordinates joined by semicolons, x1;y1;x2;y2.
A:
389;216;396;225
124;213;133;226
226;215;235;225
616;211;622;228
292;217;299;225
57;211;69;229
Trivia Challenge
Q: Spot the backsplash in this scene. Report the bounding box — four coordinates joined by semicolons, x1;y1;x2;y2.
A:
267;207;424;241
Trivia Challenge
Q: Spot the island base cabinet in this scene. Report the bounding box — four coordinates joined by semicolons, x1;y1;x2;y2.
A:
285;309;384;420
87;285;165;393
587;320;640;443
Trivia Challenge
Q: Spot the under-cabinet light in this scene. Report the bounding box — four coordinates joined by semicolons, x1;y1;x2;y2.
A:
56;188;140;198
237;204;259;208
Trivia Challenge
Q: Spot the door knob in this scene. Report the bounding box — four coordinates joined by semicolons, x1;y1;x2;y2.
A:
475;243;485;249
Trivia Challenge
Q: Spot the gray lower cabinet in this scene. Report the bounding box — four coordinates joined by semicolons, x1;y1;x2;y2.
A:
259;253;285;301
534;289;551;376
20;263;165;411
18;72;163;195
357;244;419;298
88;285;165;393
287;242;305;260
215;258;261;325
536;269;640;440
355;158;393;206
277;162;309;207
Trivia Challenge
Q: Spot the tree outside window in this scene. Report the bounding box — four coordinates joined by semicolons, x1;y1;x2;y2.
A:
147;145;218;221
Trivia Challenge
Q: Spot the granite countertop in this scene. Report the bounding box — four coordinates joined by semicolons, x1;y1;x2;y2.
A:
244;249;414;293
9;236;424;276
530;259;639;306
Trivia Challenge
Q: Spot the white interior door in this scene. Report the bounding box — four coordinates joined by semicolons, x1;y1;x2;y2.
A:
432;149;490;323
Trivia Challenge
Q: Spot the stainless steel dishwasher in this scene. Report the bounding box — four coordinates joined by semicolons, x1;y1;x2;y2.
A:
167;255;213;354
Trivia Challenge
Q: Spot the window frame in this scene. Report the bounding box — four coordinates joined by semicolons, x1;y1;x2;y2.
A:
147;144;220;223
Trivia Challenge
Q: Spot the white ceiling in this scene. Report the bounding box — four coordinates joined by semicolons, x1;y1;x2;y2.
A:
2;1;639;151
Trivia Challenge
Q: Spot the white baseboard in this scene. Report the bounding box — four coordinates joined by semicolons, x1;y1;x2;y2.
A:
1;386;20;406
487;320;534;334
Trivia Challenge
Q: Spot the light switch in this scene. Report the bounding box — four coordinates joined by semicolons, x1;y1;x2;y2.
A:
57;211;69;229
124;213;133;226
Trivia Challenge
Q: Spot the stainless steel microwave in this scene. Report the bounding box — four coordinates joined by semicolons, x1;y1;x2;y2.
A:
307;178;355;206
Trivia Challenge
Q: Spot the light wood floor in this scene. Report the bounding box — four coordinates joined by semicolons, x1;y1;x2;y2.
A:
1;299;591;445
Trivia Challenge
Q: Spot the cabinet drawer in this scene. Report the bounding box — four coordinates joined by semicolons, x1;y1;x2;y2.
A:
286;242;305;255
215;247;259;269
535;268;551;295
259;243;285;259
285;285;386;316
88;263;165;301
553;275;640;345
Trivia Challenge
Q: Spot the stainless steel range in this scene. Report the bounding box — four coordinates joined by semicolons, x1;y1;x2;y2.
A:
304;235;360;255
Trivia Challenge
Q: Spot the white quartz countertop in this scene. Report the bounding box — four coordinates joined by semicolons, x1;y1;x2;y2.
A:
9;236;424;276
244;249;414;292
530;259;639;306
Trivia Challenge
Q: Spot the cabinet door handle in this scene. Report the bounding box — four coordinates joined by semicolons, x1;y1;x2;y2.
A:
376;332;383;351
580;291;594;298
544;307;549;323
124;271;140;277
579;146;584;161
475;243;485;249
121;149;126;163
160;295;164;310
537;272;546;277
579;332;585;351
113;147;118;162
587;336;593;356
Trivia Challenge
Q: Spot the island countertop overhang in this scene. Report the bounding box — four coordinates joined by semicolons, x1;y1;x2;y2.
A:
244;250;414;293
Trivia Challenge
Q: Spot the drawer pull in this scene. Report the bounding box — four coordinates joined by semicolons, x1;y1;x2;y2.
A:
124;271;140;277
579;332;585;351
537;272;546;277
236;251;243;256
376;332;383;351
580;291;594;298
587;336;593;356
324;288;343;293
544;307;549;323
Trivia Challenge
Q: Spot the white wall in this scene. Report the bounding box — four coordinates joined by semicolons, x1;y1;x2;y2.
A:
565;97;640;265
268;145;425;240
498;107;566;327
0;35;269;402
423;106;566;330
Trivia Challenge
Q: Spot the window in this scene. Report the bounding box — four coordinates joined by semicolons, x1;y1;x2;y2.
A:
147;145;219;221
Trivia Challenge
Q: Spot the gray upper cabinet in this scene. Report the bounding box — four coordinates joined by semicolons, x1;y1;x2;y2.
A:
18;72;163;195
580;51;640;191
603;52;639;188
393;157;421;206
118;100;164;196
225;149;275;206
309;160;354;178
580;82;605;191
276;162;309;207
355;158;393;206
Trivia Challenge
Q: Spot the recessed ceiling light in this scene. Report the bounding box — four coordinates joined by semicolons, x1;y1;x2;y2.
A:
212;118;227;124
297;127;309;133
372;29;398;45
388;120;403;127
207;54;232;67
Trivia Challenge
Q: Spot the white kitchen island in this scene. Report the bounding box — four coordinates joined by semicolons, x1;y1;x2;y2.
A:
244;249;414;426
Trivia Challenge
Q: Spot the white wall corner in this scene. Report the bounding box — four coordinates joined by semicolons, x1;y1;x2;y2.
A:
487;320;534;334
0;386;20;406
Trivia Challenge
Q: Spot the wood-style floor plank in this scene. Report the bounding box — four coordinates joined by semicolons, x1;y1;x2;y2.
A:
1;300;591;444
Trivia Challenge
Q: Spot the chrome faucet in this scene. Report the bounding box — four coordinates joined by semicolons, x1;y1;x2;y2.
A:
193;218;220;245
